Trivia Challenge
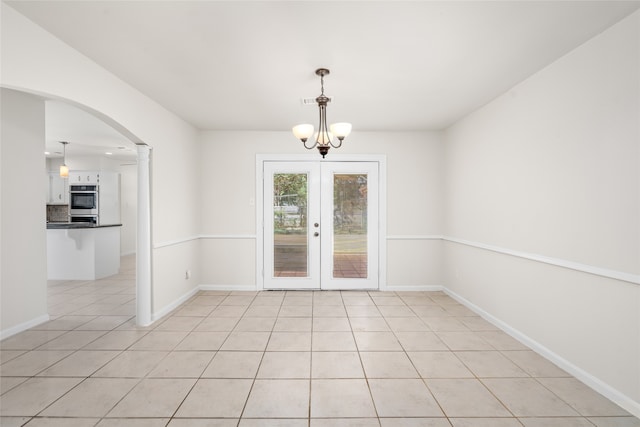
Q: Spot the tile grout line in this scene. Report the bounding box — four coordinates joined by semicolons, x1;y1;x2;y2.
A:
3;271;638;425
236;291;280;422
163;291;233;426
344;290;383;423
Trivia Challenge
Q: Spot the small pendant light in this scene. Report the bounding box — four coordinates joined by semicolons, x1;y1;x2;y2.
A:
59;141;69;178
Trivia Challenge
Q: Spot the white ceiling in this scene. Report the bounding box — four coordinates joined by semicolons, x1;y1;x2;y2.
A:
8;1;640;134
45;100;137;161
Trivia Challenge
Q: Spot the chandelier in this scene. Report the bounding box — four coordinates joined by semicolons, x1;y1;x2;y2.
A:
292;68;352;158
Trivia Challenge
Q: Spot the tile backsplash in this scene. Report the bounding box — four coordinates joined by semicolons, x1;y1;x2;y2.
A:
47;204;69;222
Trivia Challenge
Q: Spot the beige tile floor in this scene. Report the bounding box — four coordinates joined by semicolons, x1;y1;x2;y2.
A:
1;256;639;427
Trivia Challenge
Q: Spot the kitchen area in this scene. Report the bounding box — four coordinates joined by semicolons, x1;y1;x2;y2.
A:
45;100;138;281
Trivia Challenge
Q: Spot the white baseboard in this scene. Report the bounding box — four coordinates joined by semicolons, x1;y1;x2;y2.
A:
150;284;256;322
199;284;445;292
0;314;50;341
199;284;258;291
151;287;201;322
387;285;445;292
444;288;640;419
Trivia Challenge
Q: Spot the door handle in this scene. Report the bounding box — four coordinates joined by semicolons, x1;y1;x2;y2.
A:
314;223;319;228
314;232;319;237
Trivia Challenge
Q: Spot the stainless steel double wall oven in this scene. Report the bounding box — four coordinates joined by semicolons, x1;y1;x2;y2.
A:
69;184;98;224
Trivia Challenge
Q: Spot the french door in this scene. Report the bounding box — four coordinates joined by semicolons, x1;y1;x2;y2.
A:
264;161;379;290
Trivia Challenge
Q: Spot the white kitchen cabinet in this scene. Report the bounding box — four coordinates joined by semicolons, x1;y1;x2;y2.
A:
48;172;68;204
69;171;100;184
98;171;121;225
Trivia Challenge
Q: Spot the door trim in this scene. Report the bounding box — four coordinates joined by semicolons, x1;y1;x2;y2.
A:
256;154;387;292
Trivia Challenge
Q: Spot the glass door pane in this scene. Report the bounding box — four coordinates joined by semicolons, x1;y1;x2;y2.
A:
264;161;377;291
333;174;368;278
321;162;379;290
264;162;320;290
274;173;308;277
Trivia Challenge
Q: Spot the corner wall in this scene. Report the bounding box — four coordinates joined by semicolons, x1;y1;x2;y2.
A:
443;10;640;413
199;130;444;289
1;89;48;336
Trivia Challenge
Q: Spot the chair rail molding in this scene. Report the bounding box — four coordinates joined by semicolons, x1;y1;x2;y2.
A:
444;236;639;285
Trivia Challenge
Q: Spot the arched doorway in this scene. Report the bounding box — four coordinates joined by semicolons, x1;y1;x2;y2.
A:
1;89;152;332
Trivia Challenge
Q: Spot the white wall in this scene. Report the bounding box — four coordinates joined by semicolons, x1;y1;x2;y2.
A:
199;130;444;289
1;3;201;323
443;10;640;414
1;89;48;337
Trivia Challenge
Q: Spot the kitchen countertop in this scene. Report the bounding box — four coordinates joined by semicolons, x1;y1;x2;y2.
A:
46;223;122;229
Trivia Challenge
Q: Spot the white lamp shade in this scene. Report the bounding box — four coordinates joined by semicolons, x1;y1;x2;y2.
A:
292;124;314;140
330;122;352;138
60;164;69;178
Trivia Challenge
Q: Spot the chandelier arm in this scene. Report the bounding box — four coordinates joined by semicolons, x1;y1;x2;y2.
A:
329;138;343;149
318;103;323;145
302;138;317;150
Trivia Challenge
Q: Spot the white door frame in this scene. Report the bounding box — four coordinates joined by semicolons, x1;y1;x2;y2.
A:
256;154;387;291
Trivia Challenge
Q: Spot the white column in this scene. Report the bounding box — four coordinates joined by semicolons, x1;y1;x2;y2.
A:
136;145;152;326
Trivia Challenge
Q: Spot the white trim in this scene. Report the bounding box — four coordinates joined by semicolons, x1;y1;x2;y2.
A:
256;156;265;291
444;236;640;285
152;286;201;322
154;234;257;249
444;288;640;418
385;234;638;285
200;234;257;240
257;153;389;163
147;285;250;325
387;285;444;292
0;314;50;340
200;284;258;292
155;233;638;286
378;159;388;291
154;235;199;249
387;235;443;240
255;154;388;292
